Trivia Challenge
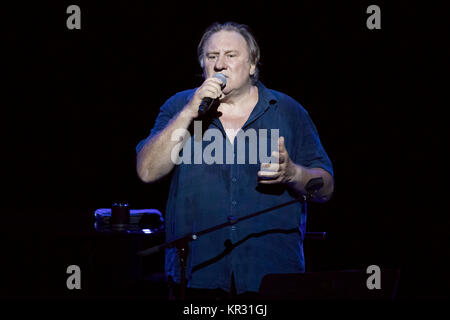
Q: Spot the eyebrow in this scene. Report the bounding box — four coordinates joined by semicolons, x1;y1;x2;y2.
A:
206;50;239;55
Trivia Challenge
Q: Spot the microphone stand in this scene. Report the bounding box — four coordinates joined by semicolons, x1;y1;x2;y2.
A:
137;177;324;300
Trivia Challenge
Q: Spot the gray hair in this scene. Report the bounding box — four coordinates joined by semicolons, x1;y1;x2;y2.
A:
197;21;260;84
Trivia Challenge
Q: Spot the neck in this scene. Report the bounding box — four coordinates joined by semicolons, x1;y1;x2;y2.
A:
220;82;256;107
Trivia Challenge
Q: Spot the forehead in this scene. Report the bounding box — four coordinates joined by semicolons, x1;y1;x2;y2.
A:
205;30;248;53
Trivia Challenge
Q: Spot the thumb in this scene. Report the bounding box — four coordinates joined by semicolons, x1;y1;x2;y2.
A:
278;136;286;152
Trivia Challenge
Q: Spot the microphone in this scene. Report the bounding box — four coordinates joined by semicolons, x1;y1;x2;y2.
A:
198;73;227;116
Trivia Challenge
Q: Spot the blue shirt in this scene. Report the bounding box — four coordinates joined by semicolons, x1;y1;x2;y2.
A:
136;81;333;294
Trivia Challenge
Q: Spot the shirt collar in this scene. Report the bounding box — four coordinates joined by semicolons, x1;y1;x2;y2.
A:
242;81;277;129
191;81;278;131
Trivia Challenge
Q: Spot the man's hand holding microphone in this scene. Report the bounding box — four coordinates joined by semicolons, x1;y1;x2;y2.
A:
184;73;227;118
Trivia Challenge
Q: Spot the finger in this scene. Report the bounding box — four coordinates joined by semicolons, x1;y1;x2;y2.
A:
203;81;222;92
260;163;280;172
201;85;222;99
258;178;282;184
214;78;226;88
205;77;225;90
278;136;287;153
271;150;287;164
203;87;219;97
279;152;287;163
258;170;281;179
278;137;288;162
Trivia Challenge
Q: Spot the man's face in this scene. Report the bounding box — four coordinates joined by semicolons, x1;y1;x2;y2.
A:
203;30;256;94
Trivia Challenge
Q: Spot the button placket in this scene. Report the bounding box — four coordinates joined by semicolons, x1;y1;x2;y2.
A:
229;150;238;237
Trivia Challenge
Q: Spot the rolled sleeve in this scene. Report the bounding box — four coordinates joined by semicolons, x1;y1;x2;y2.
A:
294;109;333;177
136;90;194;154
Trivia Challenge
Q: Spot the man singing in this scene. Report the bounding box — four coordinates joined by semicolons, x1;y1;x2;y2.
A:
136;21;334;299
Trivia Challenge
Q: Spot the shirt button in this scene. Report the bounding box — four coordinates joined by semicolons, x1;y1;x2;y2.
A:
231;200;237;206
232;177;237;183
228;215;237;231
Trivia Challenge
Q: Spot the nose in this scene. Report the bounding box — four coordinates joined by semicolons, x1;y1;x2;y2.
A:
214;54;227;71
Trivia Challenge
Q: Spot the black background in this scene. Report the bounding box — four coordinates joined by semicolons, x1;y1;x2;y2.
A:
2;1;448;300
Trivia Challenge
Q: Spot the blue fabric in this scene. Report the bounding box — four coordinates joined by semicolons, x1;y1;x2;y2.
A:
136;82;333;294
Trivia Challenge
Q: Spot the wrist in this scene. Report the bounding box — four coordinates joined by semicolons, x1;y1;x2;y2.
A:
286;163;310;192
180;104;196;121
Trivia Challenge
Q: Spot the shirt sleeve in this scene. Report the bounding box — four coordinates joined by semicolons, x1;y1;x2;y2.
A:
293;109;334;177
135;93;183;154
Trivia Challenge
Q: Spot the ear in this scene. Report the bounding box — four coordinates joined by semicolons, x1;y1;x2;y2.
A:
249;63;256;76
250;64;256;76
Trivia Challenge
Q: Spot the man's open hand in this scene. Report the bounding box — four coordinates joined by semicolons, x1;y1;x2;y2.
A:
257;136;300;185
